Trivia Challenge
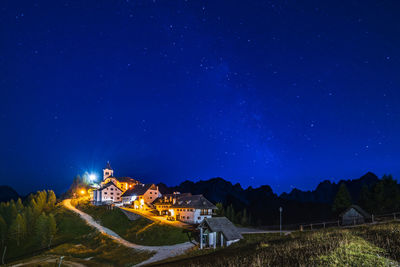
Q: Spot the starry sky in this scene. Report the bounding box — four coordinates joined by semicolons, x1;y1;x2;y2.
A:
1;0;400;195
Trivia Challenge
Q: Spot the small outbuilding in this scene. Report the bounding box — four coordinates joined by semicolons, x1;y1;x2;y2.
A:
198;217;243;249
340;205;371;225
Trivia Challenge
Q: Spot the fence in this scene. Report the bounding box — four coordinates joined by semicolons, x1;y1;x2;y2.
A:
299;211;400;231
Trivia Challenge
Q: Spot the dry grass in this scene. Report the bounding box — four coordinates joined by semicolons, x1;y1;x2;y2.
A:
150;222;400;267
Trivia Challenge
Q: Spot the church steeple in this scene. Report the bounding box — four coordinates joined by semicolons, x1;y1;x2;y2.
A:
103;161;114;180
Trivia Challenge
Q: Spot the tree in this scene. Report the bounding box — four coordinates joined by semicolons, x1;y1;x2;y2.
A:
332;183;352;214
241;209;248;226
15;199;24;213
0;215;7;247
46;190;57;212
215;203;224;216
47;214;57;248
35;213;49;247
8;214;26;246
226;205;235;222
358;184;373;212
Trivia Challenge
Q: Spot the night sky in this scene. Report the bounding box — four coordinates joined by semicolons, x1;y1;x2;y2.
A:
1;0;400;195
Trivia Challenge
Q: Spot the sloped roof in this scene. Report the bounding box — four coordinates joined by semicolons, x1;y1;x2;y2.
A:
116;177;139;183
340;205;371;218
171;194;217;209
97;181;123;191
201;217;243;241
121;183;157;197
104;161;113;170
153;193;192;205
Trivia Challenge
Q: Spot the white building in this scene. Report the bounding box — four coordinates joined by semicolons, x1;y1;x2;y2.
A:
121;183;161;209
92;181;123;205
154;194;217;224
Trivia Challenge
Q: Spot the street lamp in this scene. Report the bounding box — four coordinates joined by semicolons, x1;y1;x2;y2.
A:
279;207;283;236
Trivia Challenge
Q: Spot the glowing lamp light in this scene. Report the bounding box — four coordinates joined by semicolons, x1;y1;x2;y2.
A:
89;174;97;181
80;189;86;195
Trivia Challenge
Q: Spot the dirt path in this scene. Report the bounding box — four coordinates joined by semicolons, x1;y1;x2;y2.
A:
63;199;194;266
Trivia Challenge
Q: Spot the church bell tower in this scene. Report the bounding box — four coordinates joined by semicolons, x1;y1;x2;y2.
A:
103;161;114;180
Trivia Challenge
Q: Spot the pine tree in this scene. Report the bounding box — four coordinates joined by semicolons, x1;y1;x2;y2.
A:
358;184;372;212
215;203;224;216
241;209;248;226
9;214;26;246
0;215;7;247
35;213;49;247
332;183;352;214
16;199;24;213
46;190;57;212
47;214;57;248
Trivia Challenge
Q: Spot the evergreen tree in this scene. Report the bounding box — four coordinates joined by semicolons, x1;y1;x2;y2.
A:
358;184;373;212
215;203;224;216
47;214;57;248
332;183;352;214
0;215;7;247
9;214;26;246
226;205;235;222
16;198;24;213
241;209;248;226
35;213;49;247
46;190;57;212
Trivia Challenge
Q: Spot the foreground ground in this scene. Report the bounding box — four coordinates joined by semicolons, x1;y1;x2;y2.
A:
8;204;153;266
65;199;195;266
148;221;400;266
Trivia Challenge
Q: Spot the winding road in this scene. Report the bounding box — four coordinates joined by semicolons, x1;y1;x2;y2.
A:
63;199;195;266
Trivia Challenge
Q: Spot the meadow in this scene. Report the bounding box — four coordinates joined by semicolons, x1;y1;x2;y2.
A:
75;200;191;246
150;221;400;267
3;195;153;266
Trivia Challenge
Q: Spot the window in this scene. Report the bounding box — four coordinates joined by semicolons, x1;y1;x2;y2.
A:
150;192;152;194
111;188;114;191
104;192;107;194
187;217;190;219
198;217;201;220
150;197;152;199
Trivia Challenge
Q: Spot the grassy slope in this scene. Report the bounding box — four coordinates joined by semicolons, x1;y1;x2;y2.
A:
77;201;190;246
7;205;154;266
150;221;400;267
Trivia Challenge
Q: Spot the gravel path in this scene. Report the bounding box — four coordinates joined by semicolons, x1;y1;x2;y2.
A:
63;199;195;266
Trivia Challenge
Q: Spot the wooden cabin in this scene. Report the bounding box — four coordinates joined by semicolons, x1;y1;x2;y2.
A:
198;217;243;249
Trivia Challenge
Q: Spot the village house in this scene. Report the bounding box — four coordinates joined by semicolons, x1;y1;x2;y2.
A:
154;194;217;224
198;217;243;249
121;183;161;209
340;205;371;225
153;192;192;216
92;180;124;204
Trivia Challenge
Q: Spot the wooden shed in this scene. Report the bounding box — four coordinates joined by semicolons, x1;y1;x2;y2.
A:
197;217;243;249
340;205;371;225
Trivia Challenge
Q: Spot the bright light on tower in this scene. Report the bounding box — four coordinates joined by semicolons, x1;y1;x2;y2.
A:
89;174;97;181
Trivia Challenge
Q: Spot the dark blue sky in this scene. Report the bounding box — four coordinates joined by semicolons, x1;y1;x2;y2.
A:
1;0;400;195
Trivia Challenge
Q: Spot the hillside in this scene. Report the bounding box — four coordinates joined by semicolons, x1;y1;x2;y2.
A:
159;172;398;225
150;221;400;266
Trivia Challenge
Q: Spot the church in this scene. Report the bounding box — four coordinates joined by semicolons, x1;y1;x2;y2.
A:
92;162;141;205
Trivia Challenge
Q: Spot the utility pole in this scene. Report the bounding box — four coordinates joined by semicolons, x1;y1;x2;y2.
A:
279;207;283;236
58;256;64;267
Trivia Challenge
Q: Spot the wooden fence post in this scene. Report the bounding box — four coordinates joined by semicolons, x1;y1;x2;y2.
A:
323;222;326;229
394;213;396;220
310;224;313;230
372;214;374;223
337;220;340;227
300;225;303;231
